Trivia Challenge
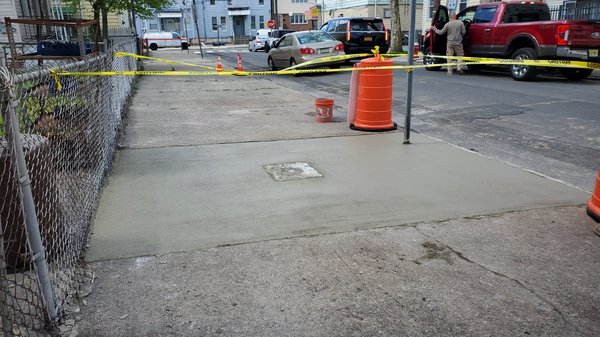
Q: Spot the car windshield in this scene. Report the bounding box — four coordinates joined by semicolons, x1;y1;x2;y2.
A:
296;32;335;44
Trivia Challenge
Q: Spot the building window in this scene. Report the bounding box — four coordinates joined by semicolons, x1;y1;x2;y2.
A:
292;0;308;3
149;21;158;30
291;13;307;24
220;16;226;30
383;8;391;18
459;0;467;12
259;15;265;28
210;0;215;5
212;16;218;30
251;16;256;29
259;0;264;5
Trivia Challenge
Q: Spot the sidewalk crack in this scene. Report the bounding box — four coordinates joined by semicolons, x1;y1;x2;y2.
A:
413;226;591;336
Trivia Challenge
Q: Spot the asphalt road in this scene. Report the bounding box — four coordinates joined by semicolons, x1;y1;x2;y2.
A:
211;48;600;192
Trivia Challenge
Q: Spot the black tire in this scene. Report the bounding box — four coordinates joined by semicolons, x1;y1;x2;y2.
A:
290;58;300;76
560;68;593;80
268;56;277;71
181;42;189;50
466;64;482;72
510;47;538;81
424;46;441;71
150;43;158;51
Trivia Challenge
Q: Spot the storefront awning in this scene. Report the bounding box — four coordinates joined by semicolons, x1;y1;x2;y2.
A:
157;12;182;18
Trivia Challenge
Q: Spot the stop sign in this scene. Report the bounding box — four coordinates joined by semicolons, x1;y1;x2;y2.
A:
266;19;276;29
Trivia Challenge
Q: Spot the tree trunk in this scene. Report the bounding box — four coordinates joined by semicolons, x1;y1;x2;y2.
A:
389;0;403;52
102;7;109;42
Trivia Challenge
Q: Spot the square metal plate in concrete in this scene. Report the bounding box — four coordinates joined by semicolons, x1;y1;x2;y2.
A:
264;162;323;182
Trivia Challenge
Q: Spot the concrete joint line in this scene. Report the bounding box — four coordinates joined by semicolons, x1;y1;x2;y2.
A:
413;225;587;335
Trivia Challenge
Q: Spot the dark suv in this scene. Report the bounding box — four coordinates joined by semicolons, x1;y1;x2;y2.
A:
320;17;389;54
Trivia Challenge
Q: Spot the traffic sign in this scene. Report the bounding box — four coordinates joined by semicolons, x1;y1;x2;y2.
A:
267;19;276;29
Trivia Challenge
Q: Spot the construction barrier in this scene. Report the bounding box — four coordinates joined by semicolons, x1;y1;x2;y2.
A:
351;55;396;131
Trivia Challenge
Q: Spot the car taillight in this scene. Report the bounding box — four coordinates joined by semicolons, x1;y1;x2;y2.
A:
346;22;351;41
300;47;316;55
557;24;569;46
334;44;344;51
383;22;389;42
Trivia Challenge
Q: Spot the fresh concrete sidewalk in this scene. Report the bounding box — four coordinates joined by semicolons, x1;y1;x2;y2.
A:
77;50;599;336
87;132;587;261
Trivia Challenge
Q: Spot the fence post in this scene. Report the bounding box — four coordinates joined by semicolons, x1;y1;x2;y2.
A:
0;67;59;326
0;220;14;337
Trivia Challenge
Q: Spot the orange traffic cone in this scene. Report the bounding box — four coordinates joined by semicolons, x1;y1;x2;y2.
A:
587;170;600;236
217;53;223;73
237;53;244;72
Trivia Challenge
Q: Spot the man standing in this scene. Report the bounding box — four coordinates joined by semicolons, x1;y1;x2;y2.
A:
431;12;466;75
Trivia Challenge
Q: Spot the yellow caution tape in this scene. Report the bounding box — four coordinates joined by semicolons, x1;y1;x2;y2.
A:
48;51;599;91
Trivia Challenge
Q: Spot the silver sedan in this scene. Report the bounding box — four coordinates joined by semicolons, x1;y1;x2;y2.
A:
267;31;346;70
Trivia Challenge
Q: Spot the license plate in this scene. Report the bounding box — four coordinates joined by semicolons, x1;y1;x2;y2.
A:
590;49;599;57
364;36;373;42
319;48;330;54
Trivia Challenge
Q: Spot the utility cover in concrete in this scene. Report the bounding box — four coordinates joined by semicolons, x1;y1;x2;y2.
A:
264;162;323;181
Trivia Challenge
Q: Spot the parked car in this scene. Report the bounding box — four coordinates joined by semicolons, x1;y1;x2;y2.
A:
423;2;600;81
143;32;188;50
267;31;345;70
320;17;390;54
263;29;296;52
248;36;268;51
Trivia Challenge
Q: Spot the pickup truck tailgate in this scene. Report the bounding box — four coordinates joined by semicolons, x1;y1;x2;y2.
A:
567;21;600;47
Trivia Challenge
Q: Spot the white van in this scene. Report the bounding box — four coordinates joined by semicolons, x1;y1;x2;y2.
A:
143;32;189;50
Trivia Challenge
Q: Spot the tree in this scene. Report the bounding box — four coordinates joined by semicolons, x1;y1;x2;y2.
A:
389;0;403;53
65;0;173;40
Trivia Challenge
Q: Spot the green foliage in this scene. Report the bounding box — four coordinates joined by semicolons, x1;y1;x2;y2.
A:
63;0;174;19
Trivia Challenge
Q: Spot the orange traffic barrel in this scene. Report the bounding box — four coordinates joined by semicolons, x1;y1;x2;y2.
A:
351;56;397;131
587;170;600;224
315;98;334;123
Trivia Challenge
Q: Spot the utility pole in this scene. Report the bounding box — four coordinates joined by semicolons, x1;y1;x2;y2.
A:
192;0;203;57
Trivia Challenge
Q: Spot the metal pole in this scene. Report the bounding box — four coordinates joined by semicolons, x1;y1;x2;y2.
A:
0;220;14;337
374;0;377;17
404;0;417;144
192;0;204;58
0;68;59;324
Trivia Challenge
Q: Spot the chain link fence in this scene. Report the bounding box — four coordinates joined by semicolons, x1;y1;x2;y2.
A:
0;34;138;336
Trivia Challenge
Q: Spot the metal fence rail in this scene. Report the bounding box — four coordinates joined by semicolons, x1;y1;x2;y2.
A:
0;36;137;336
549;1;600;21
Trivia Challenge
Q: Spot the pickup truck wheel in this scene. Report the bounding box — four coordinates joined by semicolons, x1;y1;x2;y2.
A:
424;46;441;71
510;47;538;81
560;68;593;80
466;64;482;72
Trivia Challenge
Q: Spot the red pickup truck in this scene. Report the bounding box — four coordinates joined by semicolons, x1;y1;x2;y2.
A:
423;1;600;80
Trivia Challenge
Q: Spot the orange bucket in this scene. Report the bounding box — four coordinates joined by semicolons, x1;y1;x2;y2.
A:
315;98;334;123
587;170;600;223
